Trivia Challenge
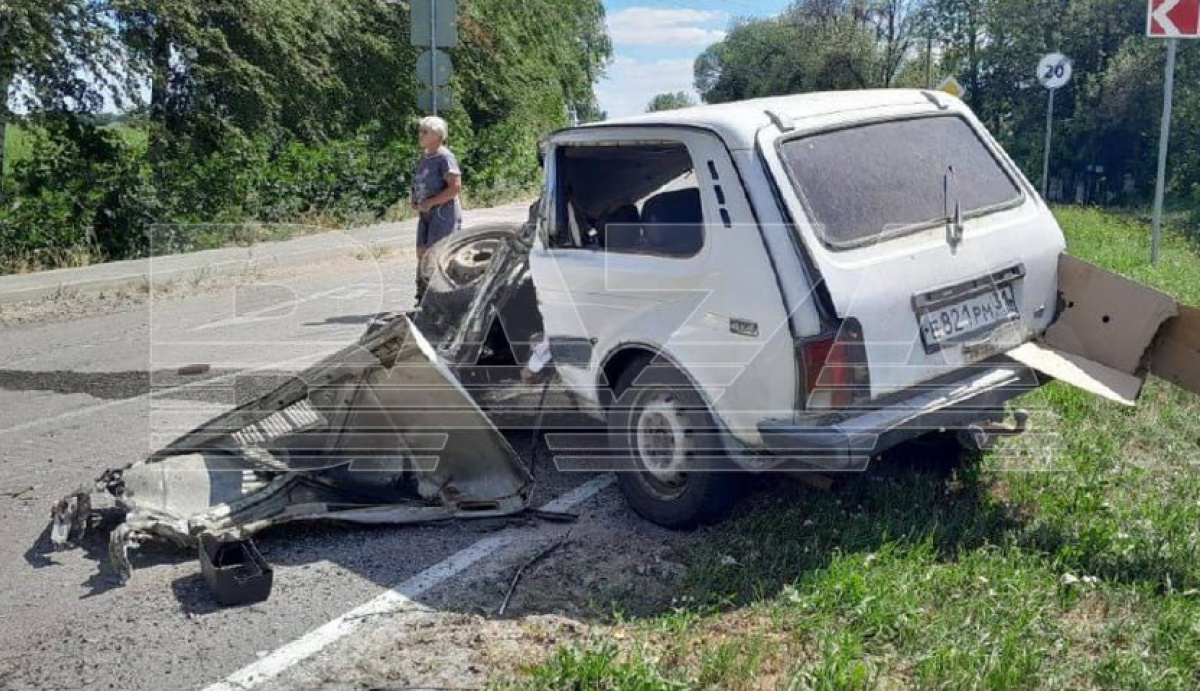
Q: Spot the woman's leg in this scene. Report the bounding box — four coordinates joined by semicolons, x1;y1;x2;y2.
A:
415;216;430;306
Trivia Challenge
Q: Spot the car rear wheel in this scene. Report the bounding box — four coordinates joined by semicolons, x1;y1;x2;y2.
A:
607;357;742;529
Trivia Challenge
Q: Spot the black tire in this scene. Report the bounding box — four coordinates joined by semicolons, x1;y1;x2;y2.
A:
413;224;520;334
607;356;742;529
423;223;519;294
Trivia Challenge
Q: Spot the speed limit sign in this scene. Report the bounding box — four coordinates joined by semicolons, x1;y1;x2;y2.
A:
1037;52;1072;202
1037;52;1072;89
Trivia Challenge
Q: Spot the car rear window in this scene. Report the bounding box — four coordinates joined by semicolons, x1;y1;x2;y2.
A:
778;115;1022;248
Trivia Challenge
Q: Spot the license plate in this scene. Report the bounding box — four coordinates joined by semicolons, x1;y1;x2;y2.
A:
918;283;1018;348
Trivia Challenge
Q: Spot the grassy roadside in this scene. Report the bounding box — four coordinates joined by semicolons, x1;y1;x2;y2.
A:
498;206;1200;690
2;124;35;179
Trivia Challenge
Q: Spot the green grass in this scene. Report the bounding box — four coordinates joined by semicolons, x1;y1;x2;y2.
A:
502;206;1200;691
2;122;148;179
104;122;149;151
2;123;35;178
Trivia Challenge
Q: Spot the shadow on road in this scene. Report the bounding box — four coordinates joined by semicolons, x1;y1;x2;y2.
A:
24;507;196;598
170;573;224;616
0;368;302;406
302;314;378;327
0;370;154;400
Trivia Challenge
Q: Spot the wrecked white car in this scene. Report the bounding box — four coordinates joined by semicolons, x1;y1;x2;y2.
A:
512;89;1199;528
52;89;1200;584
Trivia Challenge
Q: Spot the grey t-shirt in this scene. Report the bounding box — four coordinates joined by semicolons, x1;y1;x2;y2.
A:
413;146;463;248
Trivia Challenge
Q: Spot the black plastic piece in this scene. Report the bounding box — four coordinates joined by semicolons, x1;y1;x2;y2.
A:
199;535;274;607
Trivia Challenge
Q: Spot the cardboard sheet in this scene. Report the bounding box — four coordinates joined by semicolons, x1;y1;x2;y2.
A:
1042;255;1178;374
1007;341;1142;406
1006;255;1200;404
1149;305;1200;396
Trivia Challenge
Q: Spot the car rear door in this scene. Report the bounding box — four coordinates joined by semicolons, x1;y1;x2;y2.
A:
757;99;1066;400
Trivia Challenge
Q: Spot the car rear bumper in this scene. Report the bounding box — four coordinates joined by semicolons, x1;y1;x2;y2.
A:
755;361;1041;471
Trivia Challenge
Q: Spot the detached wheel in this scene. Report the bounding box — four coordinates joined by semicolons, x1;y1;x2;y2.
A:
413;224;519;334
608;357;742;529
422;223;519;293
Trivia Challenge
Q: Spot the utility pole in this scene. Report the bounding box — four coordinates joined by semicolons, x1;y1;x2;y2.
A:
1145;0;1200;264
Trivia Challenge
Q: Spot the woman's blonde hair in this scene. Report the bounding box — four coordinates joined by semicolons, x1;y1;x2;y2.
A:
419;116;449;142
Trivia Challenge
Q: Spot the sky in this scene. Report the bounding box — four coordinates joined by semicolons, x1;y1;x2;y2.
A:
595;0;791;119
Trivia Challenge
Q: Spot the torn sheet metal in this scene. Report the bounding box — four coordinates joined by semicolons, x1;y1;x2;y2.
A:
51;315;533;581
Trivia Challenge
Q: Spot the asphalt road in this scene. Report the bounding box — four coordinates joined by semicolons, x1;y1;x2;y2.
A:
0;209;606;691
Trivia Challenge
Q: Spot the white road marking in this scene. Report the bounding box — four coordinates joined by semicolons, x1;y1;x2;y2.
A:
202;475;616;691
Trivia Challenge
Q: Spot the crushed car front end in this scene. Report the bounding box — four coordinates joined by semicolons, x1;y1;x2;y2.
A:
50;210;548;583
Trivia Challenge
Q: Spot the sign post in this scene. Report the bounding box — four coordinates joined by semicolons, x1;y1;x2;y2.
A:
1146;0;1200;264
1151;38;1176;264
411;0;459;115
1036;53;1072;200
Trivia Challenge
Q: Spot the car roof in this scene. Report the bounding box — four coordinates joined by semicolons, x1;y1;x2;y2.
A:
570;89;959;150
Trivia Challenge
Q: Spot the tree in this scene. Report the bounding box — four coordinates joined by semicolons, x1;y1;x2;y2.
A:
690;0;1196;206
646;91;695;112
693;2;924;105
107;0;416;160
0;0;130;176
2;0;615;265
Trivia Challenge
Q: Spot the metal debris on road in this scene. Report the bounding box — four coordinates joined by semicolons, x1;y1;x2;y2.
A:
5;485;35;500
47;210;555;587
49;315;535;582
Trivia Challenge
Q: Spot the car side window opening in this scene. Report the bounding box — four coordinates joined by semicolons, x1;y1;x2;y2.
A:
551;143;705;258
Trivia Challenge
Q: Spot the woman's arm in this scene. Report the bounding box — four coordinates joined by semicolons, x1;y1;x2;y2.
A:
418;172;462;211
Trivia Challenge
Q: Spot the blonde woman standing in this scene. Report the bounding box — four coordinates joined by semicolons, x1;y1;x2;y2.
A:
411;116;463;302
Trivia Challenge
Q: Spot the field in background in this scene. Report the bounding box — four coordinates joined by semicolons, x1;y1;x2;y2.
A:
2;123;148;179
501;207;1200;691
2;124;34;179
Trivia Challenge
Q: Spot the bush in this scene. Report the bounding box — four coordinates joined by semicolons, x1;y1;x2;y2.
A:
0;115;543;273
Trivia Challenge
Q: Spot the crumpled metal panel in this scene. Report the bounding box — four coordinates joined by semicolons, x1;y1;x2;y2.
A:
50;315;533;582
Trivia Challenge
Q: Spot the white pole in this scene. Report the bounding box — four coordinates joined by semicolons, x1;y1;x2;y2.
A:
1041;87;1055;200
1151;38;1177;265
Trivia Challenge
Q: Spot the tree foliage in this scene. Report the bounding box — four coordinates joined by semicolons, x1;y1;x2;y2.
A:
695;0;1200;208
695;1;928;105
646;92;695;112
0;0;611;269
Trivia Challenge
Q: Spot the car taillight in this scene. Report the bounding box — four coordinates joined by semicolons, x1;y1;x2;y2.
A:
801;321;870;410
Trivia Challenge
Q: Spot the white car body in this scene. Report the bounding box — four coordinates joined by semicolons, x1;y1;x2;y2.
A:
528;89;1065;464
